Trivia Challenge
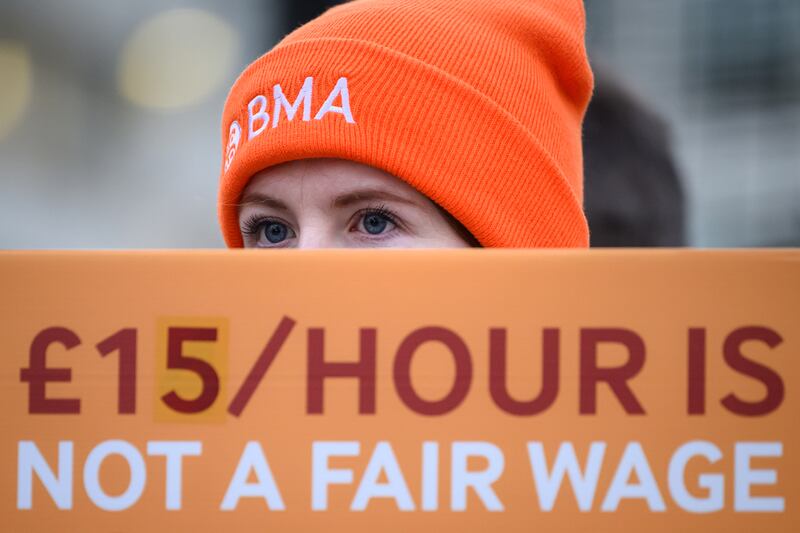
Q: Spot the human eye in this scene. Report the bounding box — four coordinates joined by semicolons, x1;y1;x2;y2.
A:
241;214;296;247
352;205;400;237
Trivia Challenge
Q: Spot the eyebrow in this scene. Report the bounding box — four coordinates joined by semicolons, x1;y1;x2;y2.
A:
332;189;418;209
239;188;420;211
239;192;289;211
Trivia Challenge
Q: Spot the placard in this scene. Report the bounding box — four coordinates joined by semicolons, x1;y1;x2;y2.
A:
1;250;797;531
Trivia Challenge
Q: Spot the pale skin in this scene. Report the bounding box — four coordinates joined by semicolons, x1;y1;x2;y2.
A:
238;159;474;248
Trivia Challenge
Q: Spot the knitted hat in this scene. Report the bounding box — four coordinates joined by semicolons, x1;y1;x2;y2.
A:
218;0;594;247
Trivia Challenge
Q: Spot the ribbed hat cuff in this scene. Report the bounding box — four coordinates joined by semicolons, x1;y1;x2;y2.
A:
219;38;588;248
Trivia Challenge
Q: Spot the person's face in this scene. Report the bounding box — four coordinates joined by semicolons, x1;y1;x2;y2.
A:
238;159;473;249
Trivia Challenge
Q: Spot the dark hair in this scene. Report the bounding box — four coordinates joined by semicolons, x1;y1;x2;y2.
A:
434;204;483;248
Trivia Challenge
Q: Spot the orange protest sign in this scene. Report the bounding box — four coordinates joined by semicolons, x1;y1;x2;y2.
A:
1;250;797;531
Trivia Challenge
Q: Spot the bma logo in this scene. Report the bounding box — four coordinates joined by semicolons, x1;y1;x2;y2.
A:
247;76;356;140
224;120;242;172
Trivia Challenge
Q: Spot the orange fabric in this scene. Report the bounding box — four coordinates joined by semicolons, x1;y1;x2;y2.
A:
218;0;594;247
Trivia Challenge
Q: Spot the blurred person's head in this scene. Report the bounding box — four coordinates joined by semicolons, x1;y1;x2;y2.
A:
218;0;594;249
583;70;686;246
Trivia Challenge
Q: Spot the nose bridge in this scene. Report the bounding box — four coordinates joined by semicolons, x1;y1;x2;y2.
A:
296;222;341;249
292;171;343;249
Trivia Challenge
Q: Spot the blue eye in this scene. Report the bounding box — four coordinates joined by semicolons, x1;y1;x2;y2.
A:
362;212;391;235
241;215;296;247
263;221;290;243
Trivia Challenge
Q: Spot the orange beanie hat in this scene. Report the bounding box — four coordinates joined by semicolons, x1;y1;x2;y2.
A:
219;0;594;247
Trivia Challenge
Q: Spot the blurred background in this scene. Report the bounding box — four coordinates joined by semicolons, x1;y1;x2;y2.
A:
0;0;798;248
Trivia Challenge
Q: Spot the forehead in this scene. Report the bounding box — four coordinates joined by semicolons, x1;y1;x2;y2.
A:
243;159;423;203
